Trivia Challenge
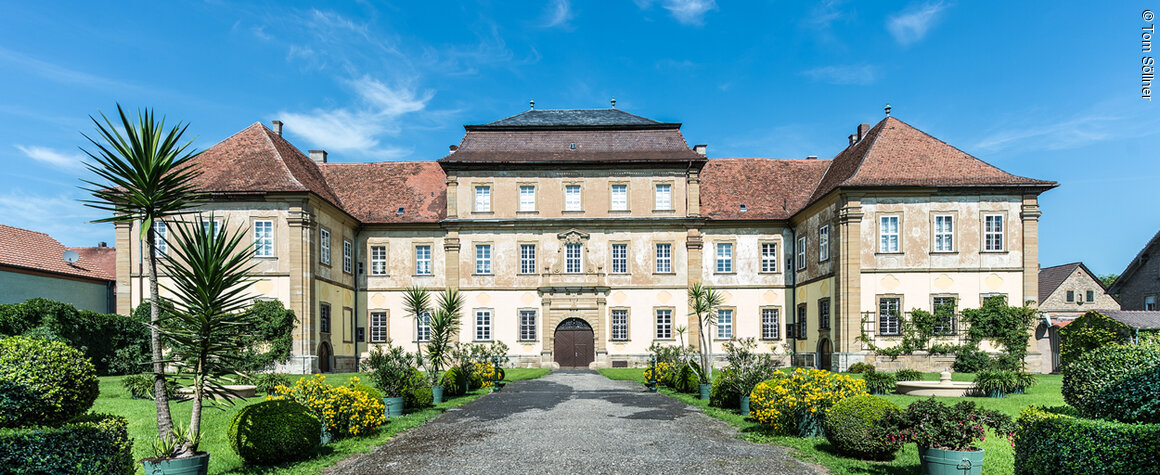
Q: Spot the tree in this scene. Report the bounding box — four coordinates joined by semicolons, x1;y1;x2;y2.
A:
688;283;724;384
160;214;257;456
81;105;204;439
402;286;432;376
1098;273;1119;289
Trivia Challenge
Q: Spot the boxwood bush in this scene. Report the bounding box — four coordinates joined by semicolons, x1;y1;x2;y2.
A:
228;400;320;465
0;413;133;474
0;336;99;427
823;395;902;460
1062;345;1160;423
440;366;470;397
403;369;433;409
847;362;875;374
709;368;742;409
1015;406;1160;474
862;371;896;395
662;362;701;393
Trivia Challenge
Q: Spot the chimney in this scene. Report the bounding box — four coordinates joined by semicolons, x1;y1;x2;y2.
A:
806;155;818;160
308;150;327;163
857;123;870;142
271;120;283;136
449;145;458;153
693;144;707;156
98;242;107;248
848;134;857;146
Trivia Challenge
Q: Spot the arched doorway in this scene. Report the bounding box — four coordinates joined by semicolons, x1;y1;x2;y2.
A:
554;318;594;368
817;338;832;371
318;342;332;373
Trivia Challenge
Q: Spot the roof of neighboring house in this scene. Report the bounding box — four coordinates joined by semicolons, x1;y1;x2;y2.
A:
810;117;1056;202
471;108;669;129
1038;262;1111;304
700;158;833;220
1102;310;1160;330
319;161;446;224
188;122;344;209
72;246;117;281
1108;229;1160;295
0;224;114;282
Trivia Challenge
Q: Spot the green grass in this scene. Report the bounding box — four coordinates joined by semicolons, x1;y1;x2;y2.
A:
600;368;1062;475
94;368;550;474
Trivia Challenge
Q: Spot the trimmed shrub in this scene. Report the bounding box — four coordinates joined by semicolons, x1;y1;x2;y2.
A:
709;369;742;409
249;373;291;396
823;395;902;460
228;400;320;465
952;345;994;373
440;366;469;397
862;371;896;395
975;369;1018;396
0;413;133;474
1058;311;1133;367
353;384;384;403
403;369;433;409
669;362;701;393
894;369;923;381
1015;406;1160;474
847;362;875;374
120;374;181;400
1062;345;1160;423
0;336;99;427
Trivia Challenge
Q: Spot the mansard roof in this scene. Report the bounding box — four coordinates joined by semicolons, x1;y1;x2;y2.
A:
472;108;668;129
700;158;832;220
0;224;114;282
320;161;446;224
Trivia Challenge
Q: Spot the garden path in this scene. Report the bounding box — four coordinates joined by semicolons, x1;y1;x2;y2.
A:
326;370;820;474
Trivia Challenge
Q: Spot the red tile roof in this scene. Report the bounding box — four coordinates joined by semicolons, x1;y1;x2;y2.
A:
0;224;114;282
320;162;446;224
439;129;703;164
700;158;832;220
73;246;117;281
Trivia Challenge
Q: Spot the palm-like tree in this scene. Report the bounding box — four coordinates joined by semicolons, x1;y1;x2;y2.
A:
402;286;432;370
426;288;463;387
81;105;203;439
688;282;724;384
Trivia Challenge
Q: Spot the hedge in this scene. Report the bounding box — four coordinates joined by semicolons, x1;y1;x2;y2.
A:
1062;345;1160;423
823;395;902;460
0;413;133;474
0;298;150;376
1014;406;1160;474
0;336;99;427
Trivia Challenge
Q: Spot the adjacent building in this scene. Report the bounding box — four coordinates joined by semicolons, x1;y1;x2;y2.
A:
1108;230;1160;311
114;108;1056;373
1;224;117;313
1035;262;1120;372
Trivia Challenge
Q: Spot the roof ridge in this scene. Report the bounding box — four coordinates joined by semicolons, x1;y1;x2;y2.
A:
863;117;1040;183
1109;228;1160;293
842;117;891;186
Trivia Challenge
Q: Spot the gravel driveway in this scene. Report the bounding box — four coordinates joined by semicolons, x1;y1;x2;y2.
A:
327;370;821;474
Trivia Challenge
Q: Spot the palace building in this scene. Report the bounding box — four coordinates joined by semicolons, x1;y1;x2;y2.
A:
113;108;1056;373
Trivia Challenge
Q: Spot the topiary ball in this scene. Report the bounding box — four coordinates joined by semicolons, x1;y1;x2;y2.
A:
353;384;384;403
1062;345;1160;423
709;369;741;409
0;336;99;427
823;395;902;460
440;367;468;397
228;400;321;465
404;369;433;409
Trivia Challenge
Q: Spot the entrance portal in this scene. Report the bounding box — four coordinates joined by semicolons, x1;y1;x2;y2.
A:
818;338;832;371
554;318;595;368
318;342;332;373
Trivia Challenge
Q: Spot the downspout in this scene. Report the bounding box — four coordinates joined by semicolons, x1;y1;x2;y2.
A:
788;228;797;365
352;225;361;370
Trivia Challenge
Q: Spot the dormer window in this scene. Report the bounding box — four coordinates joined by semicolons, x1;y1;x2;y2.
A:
396;207;405;215
739;204;748;212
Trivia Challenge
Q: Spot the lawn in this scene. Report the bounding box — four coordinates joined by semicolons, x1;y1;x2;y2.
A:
600;368;1062;475
94;368;550;474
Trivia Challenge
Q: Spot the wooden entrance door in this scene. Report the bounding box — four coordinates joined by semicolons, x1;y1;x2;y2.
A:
318;342;331;373
554;318;594;368
818;338;832;371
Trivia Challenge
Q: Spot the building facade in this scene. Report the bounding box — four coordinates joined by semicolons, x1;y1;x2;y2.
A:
1035;262;1120;372
1;224;116;313
114;108;1056;373
1108;230;1160;311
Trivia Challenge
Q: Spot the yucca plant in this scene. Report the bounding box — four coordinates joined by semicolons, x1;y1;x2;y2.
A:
688;283;724;384
426;289;463;387
402;286;432;374
82;105;204;439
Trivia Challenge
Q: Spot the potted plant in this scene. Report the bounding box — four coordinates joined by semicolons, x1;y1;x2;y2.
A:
401;287;462;404
863;371;898;395
881;398;1014;475
688;283;724;400
722;338;779;417
1012;371;1036;394
973;369;1016;398
362;341;416;417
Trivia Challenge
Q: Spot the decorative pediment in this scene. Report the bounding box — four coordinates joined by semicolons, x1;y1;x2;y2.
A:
557;229;590;244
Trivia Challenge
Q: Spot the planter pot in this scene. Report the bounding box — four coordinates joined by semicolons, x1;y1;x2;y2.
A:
1012;387;1025;395
383;397;405;417
739;396;751;418
644;382;658;392
432;385;444;404
493;381;507;392
918;446;984;475
141;452;210;475
795;412;824;438
320;426;332;445
987;390;1006;399
699;383;711;400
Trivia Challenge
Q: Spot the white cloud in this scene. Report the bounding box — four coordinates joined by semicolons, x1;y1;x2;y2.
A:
801;64;880;85
886;2;947;46
541;0;574;28
973;115;1123;153
16;145;85;169
0;191;111;247
637;0;717;26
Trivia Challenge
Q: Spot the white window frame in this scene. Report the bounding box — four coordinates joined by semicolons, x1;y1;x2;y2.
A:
565;184;582;211
934;215;954;252
320;228;331;265
369;311;388;343
611;184;628;211
417;310;432;342
655;183;672;210
320;302;331;333
796;236;806;270
984;214;1004;251
655;308;672;339
342;240;353;274
880;215;899;253
565;243;582;273
819;225;830;261
716;308;733;339
415;245;432;275
655;243;672;273
474;185;491;212
475;309;492;341
761;242;777;273
818;298;830;330
611;243;628;274
519;244;536;274
611;309;628;341
152;220;168;257
519;185;536;212
716;242;733;273
761;308;780;340
519;310;537;341
475;244;492;274
879;297;901;336
202;219;221;237
370;245;387;276
253;220;274;257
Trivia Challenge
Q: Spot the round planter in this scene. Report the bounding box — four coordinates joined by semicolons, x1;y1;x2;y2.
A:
383;397;405;417
699;383;711;401
795;412;824;438
987;390;1006;399
432;385;444;404
1011;387;1025;395
739;396;751;418
141;452;210;475
918;446;984;475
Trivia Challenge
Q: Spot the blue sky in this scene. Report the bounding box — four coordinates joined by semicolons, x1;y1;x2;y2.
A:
0;1;1155;277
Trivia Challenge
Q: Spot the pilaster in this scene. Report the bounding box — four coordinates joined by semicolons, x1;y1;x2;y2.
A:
114;221;132;314
446;174;459;219
1021;195;1041;308
836;197;863;359
686;229;703;348
444;231;460;291
287;206;316;372
686;170;701;217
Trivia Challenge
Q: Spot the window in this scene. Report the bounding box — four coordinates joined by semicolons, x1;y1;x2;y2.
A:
611;184;627;211
1146;296;1157;311
369;311;387;343
520;244;536;274
1086;290;1095;302
519;185;536;212
982;294;1007;306
655;309;672;339
370;246;387;276
655;183;672;210
984;215;1004;251
202;220;221;236
717;309;733;339
819;298;830;330
342;240;352;274
320;228;331;265
519;310;537;341
716;243;733;273
1066;290;1075;302
320;303;331;333
417;311;431;342
796;236;806;270
819;225;830;261
655;243;672;273
880;216;899;253
611;243;628;274
761;308;780;340
474;185;491;212
415;245;432;275
152;220;168;256
475;309;491;341
879;298;901;335
761;242;778;273
253;220;274;257
611;309;628;341
565;185;581;211
565;243;582;273
934;215;954;252
932;296;956;335
475;244;492;274
796;304;807;338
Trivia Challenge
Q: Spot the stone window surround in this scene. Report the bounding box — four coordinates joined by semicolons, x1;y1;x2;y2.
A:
714;306;736;340
796;235;807;270
474;242;494;275
319;226;332;267
609;241;630;274
714;240;736;274
342;239;353;274
653;180;675;213
413;242;434;276
654;241;674;274
818;297;831;330
368;242;388;276
563;181;584;213
877;213;902;254
517;183;537;213
930;211;959;253
518;307;538;342
819;224;830;262
981;210;1009;253
760;306;782;340
342;306;353;342
518;242;538;275
473;182;493;214
609;307;630;341
759;240;780;274
877;293;904;336
368;309;388;343
473;307;493;342
414;310;432;343
654;306;675;341
250;217;276;259
608;181;630;213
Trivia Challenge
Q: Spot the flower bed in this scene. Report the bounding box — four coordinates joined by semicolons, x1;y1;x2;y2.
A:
749;368;866;436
